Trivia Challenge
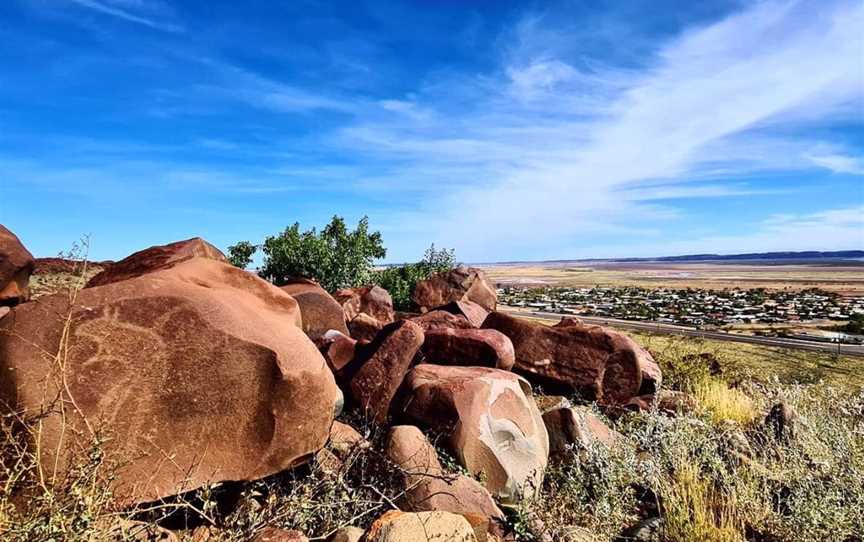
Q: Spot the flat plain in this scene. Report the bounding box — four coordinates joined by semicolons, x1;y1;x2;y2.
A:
481;260;864;295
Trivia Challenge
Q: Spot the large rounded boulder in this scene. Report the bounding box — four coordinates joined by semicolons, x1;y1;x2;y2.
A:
280;278;349;339
0;257;341;505
0;225;35;306
399;364;548;504
333;285;394;325
85;237;227;288
412;266;497;313
483;312;659;405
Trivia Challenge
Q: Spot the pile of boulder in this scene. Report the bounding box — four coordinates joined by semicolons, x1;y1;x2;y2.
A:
0;226;665;541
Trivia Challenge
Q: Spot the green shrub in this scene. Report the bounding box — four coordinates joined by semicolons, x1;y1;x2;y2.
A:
230;216;386;291
374;244;456;311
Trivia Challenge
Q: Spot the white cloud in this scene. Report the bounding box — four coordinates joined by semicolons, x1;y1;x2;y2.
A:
805;151;864;175
68;0;182;32
328;0;864;261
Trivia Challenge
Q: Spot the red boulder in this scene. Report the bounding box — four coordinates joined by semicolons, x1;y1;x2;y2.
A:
86;237;227;288
1;257;341;505
334;285;395;325
412;266;497;313
421;328;515;370
409;310;473;331
0;225;35;306
349;320;424;423
483;312;657;405
281;277;349;339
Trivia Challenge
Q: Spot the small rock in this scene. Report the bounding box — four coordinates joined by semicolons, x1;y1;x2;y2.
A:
534;395;572;413
364;511;477;542
553;316;583;328
437;299;490;328
765;401;796;441
333;285;394;325
410;310;473;331
348;312;383;341
559;525;597;542
96;519;179;541
281;278;349;339
328;526;364;542
616;517;663;542
316;330;359;379
543;406;621;459
624;390;697;416
251;527;308;542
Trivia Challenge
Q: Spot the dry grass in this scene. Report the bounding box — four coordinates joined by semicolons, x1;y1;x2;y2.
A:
661;462;743;542
692;380;758;425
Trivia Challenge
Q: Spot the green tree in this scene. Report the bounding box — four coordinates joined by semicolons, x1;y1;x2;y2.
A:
227;240;257;269
374;244;456;311
256;216;386;291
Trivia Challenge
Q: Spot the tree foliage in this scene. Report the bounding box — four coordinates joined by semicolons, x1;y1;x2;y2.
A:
227;240;257;269
240;216;387;291
374;244;456;311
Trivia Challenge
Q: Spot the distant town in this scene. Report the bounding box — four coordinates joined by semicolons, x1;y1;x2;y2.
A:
498;286;864;344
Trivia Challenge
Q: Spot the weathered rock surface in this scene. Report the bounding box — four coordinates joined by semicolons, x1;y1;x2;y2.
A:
364;511;477;542
349;320;424;423
766;401;796;441
251;527;308;542
438;300;490;328
553;316;584;328
281;278;348;339
86;237;227;288
316;330;359;378
616;517;663;542
421;328;515;370
400;364;549;504
387;425;504;522
328;526;364;542
624;390;697;416
348;312;383;342
97;519;179;542
1;257;341;504
316;420;368;474
542;406;620;459
0;225;35;306
410;310;473;331
412;267;497;313
482;312;658;405
333;285;394;325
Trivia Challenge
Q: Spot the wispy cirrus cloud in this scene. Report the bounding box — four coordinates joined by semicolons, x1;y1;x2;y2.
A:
805;150;864;175
322;0;863;260
68;0;182;32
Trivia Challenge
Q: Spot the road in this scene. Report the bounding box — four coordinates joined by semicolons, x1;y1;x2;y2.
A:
502;308;864;357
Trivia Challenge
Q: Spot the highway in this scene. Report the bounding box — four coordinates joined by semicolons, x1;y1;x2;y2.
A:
502;308;864;357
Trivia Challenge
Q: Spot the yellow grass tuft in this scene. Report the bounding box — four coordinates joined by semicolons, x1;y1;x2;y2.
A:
662;461;744;542
693;379;758;425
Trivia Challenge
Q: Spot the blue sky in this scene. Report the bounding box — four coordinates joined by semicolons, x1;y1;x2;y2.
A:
1;0;862;263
